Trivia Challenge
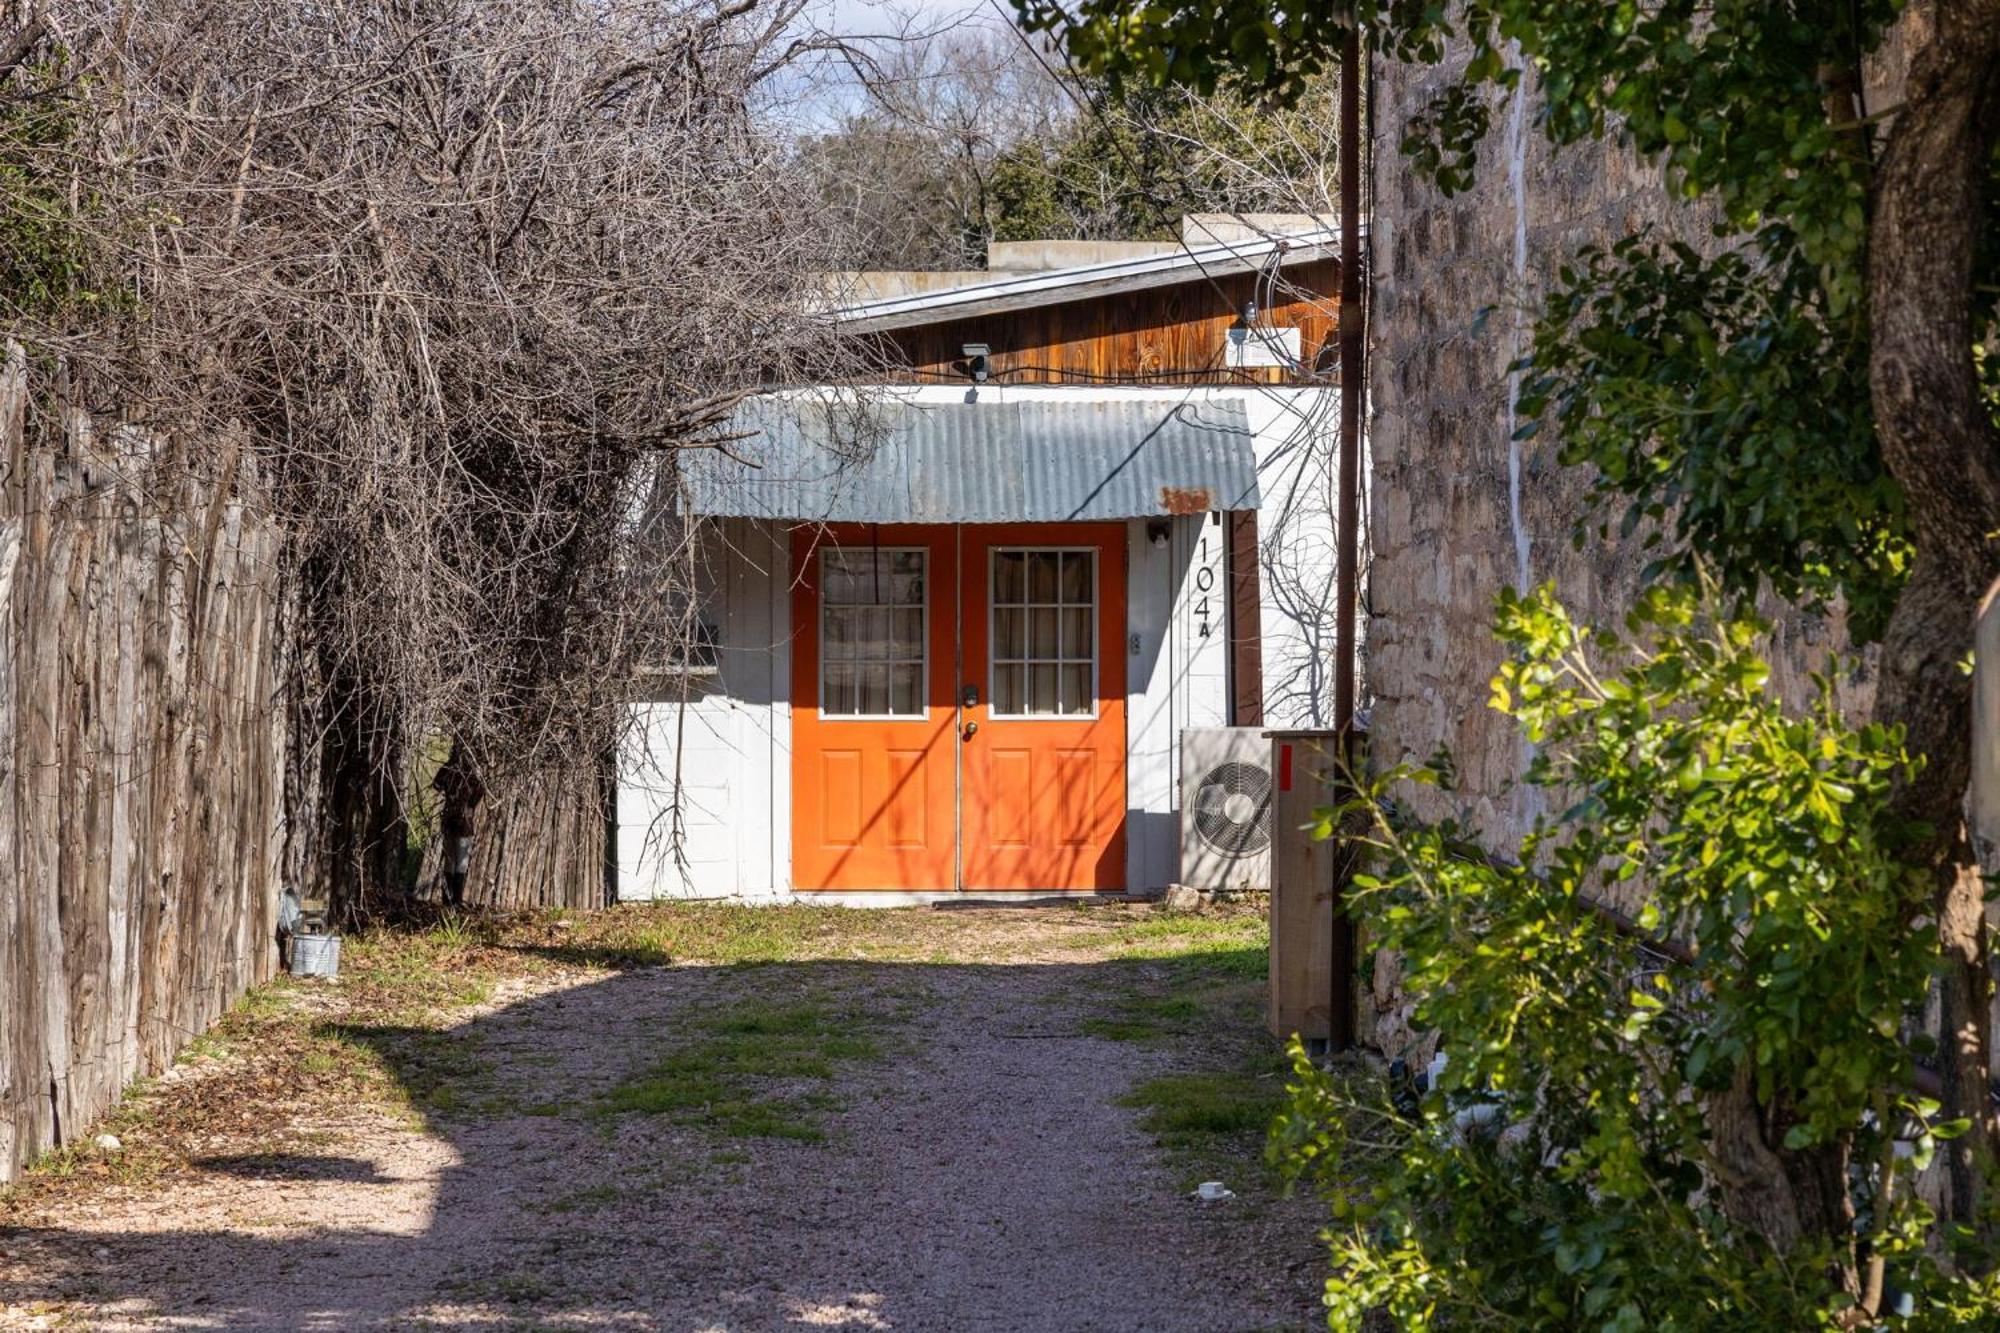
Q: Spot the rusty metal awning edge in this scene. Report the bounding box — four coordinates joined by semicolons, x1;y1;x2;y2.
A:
679;397;1261;524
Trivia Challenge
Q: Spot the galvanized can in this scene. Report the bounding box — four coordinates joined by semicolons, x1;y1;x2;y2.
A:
289;933;341;979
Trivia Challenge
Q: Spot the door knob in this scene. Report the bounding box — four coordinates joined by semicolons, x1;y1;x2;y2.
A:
962;721;979;740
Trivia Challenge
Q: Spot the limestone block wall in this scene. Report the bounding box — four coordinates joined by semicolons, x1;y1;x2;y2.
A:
1361;47;1874;1055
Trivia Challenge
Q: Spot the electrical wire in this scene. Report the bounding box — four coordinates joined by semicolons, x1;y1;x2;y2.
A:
981;0;1344;395
861;362;1288;386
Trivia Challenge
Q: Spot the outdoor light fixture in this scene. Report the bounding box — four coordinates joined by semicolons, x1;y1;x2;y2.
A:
1147;517;1171;548
961;342;990;382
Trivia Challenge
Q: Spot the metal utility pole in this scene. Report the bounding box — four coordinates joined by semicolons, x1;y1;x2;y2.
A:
1328;14;1364;1052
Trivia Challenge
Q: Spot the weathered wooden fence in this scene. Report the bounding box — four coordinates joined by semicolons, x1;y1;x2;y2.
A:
462;763;614;910
0;350;286;1181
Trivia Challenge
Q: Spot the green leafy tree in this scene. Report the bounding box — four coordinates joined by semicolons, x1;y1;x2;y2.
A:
1272;584;1999;1326
1022;0;2000;1252
985;81;1337;245
0;47;108;320
809;24;1338;270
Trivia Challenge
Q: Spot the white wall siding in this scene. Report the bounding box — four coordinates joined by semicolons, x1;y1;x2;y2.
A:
1123;512;1235;892
617;518;791;899
1241;388;1342;729
1125;518;1177;890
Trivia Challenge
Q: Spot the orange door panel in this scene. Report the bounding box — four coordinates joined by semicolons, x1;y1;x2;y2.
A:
791;526;957;891
960;524;1127;891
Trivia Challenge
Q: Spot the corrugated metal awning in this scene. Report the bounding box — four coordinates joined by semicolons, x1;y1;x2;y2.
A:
680;396;1259;523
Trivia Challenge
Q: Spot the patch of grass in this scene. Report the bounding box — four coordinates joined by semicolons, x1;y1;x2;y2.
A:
339;922;509;1016
1081;975;1258;1045
1107;912;1270;979
508;902;946;969
541;1184;621;1214
1119;1071;1284;1149
491;1273;555;1304
1116;1033;1297;1193
1088;984;1208;1040
320;1025;493;1122
235;985;297;1020
600;997;883;1140
1079;1017;1166;1043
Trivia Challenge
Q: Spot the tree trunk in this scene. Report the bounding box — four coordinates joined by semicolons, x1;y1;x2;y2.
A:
316;668;407;926
1708;1068;1859;1285
1866;0;2000;1227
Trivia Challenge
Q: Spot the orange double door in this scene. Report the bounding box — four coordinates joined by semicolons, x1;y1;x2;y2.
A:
790;522;1128;892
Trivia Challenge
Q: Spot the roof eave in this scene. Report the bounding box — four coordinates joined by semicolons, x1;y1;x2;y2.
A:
829;230;1354;335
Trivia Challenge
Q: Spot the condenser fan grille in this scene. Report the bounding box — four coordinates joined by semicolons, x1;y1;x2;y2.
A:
1192;760;1273;856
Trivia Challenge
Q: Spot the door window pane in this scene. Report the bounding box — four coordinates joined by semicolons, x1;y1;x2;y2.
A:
1060;665;1092;715
1028;607;1059;658
993;663;1024;715
823;663;856;711
1028;551;1060;601
990;547;1097;716
889;663;924;715
994;551;1026;603
821;548;926;717
1059;608;1091;660
854;606;890;658
995;607;1025;657
1029;663;1058;714
1060;551;1091;601
858;663;890;716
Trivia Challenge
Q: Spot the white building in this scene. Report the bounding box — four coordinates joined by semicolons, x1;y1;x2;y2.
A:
617;217;1351;902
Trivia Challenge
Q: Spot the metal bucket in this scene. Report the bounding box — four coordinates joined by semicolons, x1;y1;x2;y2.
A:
289;932;341;979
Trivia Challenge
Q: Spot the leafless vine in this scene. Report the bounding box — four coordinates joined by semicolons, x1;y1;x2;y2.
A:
1;0;876;914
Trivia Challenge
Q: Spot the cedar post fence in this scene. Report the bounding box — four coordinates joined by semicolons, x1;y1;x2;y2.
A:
0;347;286;1181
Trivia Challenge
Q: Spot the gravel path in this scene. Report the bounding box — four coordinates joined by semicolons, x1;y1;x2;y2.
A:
1;914;1325;1331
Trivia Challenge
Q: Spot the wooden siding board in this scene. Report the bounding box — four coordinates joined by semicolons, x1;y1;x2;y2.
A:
883;263;1340;386
1228;510;1264;727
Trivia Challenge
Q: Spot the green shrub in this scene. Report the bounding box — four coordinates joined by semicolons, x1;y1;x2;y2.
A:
1272;583;2000;1329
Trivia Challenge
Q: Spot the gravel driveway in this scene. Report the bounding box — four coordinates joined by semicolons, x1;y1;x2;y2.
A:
0;904;1326;1331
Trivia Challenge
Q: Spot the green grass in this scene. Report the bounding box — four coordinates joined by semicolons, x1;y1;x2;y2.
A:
541;1184;621;1214
513;903;953;970
340;924;503;1017
1060;912;1293;1192
600;997;886;1141
1081;993;1216;1044
1119;1070;1286;1150
321;1025;493;1120
1107;914;1269;979
1122;1059;1296;1193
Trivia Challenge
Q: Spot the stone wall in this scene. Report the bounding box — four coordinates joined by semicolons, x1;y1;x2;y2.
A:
1360;45;1878;1054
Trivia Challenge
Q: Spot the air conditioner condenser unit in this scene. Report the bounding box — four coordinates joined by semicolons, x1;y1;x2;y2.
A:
1180;727;1274;893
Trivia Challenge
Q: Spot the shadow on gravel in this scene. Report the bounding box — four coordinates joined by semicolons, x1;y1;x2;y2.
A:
0;948;1317;1332
187;1154;397;1184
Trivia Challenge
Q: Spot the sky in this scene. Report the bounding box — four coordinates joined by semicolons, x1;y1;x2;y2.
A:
773;0;1019;130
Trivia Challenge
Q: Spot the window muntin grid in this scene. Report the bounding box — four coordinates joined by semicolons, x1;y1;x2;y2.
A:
820;548;927;718
990;549;1096;718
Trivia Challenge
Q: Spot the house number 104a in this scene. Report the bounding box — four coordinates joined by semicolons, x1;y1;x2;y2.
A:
1194;536;1216;639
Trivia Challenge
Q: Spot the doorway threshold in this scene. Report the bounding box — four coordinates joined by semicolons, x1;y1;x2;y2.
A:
791;890;1138;910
